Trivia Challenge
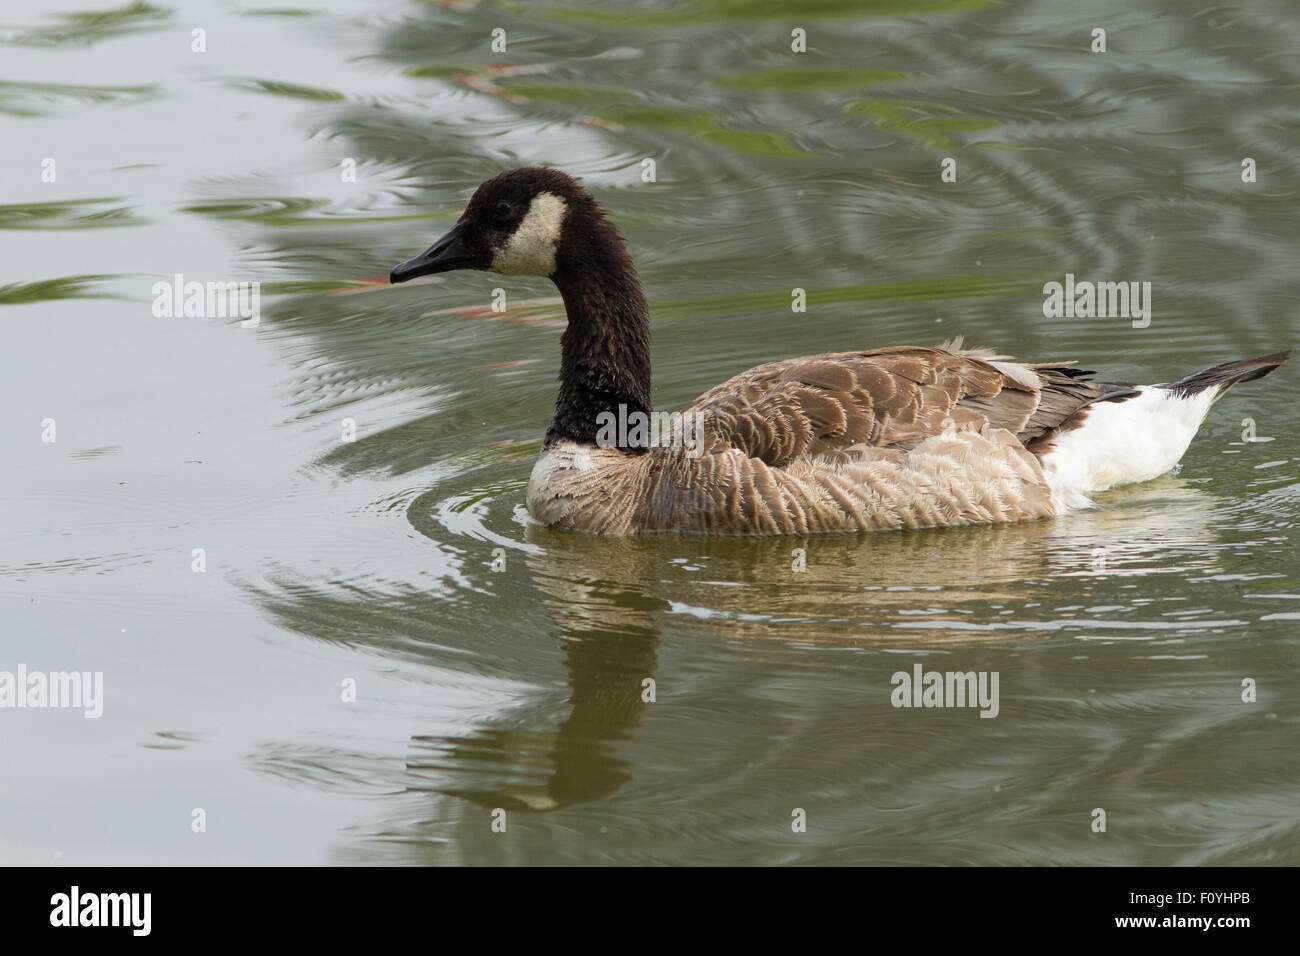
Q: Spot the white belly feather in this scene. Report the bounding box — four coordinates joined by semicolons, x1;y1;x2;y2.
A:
1039;386;1218;510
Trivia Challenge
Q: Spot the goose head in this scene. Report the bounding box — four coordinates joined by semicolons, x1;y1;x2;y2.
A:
390;166;600;283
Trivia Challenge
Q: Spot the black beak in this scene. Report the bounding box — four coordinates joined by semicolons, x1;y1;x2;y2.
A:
390;222;474;283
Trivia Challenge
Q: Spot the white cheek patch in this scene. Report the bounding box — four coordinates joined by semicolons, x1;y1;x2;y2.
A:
491;192;567;276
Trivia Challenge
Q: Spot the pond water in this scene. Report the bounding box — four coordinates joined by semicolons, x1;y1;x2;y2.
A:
2;0;1297;865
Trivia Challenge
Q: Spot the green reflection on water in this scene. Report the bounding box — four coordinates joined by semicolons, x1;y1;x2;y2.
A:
0;198;146;230
0;79;158;117
227;78;347;102
1;1;172;48
716;68;909;91
598;103;811;157
525;0;990;26
0;274;118;305
846;98;1005;149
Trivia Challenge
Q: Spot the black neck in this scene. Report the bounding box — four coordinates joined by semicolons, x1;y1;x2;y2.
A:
544;222;652;450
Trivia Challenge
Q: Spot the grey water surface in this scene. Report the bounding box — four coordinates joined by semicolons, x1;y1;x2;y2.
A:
1;0;1298;865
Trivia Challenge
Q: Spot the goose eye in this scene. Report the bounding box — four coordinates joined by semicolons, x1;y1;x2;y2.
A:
494;200;512;219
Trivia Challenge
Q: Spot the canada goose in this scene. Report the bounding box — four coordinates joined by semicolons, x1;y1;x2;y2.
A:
391;167;1289;535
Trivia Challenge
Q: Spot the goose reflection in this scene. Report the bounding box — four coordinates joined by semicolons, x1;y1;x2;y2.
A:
403;548;663;811
400;472;1224;813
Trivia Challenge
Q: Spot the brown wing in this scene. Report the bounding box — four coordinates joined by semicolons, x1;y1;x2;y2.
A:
683;345;1135;466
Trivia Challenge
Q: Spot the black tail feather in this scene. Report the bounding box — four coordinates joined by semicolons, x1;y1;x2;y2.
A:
1164;350;1291;398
